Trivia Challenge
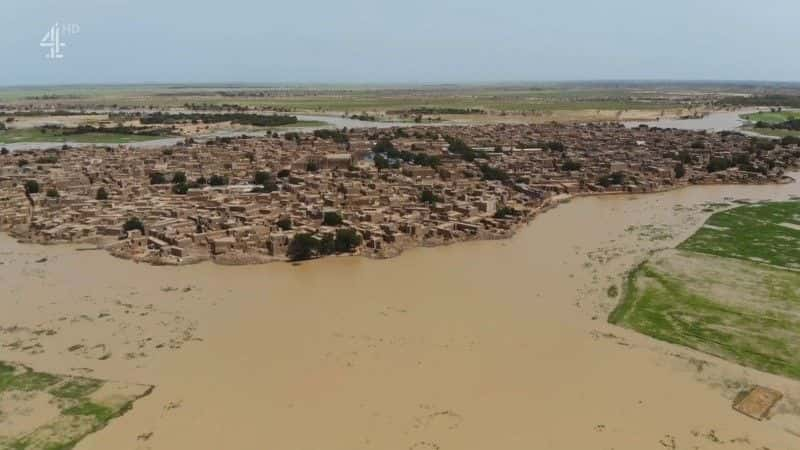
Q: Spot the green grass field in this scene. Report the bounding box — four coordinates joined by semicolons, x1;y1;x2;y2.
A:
678;201;800;268
0;128;169;144
611;201;800;380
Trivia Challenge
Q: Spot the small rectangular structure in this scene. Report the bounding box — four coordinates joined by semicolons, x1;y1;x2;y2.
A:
733;386;783;420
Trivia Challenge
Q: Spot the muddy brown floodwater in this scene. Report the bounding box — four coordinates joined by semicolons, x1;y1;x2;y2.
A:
3;179;800;450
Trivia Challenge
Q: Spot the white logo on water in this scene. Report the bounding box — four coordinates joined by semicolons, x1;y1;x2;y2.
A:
40;22;80;60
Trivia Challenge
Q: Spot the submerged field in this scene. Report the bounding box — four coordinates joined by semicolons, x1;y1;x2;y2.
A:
611;201;800;380
0;362;151;449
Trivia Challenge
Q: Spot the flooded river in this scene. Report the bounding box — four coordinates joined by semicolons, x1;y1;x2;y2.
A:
2;179;800;450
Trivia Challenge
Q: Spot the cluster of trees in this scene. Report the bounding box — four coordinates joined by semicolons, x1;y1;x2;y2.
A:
322;211;344;226
561;160;582;171
287;229;363;261
597;172;627;187
51;124;171;137
420;188;442;205
390;107;485;115
313;129;349;143
372;139;441;169
445;137;487;162
35;156;58;164
494;206;521;219
252;171;279;193
478;164;509;181
139;112;298;127
719;95;800;109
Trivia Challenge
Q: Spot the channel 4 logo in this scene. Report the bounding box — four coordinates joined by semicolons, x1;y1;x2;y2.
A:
40;22;81;60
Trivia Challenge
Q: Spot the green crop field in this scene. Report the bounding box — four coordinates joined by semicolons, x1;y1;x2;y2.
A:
678;201;800;268
611;201;800;380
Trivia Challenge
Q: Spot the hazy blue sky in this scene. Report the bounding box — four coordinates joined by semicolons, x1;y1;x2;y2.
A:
2;0;798;86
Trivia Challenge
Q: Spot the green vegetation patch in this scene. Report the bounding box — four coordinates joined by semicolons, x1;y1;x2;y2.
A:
0;362;152;450
610;251;800;380
678;201;800;269
742;111;800;125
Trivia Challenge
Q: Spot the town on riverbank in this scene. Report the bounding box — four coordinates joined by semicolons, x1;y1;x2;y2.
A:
1;122;798;265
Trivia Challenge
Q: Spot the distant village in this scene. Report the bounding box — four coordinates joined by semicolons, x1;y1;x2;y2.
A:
1;122;797;265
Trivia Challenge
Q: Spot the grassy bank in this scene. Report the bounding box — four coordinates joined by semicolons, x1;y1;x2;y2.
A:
0;361;152;450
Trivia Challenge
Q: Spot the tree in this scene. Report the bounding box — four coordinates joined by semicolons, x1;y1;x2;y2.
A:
323;211;343;226
494;206;520;219
479;164;509;181
276;217;292;231
24;180;40;194
420;189;440;204
0;148;8;155
196;176;207;185
319;234;335;255
149;172;168;185
306;161;319;172
208;174;229;186
674;162;686;179
561;160;582;171
334;228;362;253
706;157;731;173
17;159;29;167
277;169;291;178
374;154;390;170
45;188;59;198
287;233;318;261
172;171;187;184
172;182;189;195
96;187;109;200
372;138;395;154
253;171;272;185
123;217;145;234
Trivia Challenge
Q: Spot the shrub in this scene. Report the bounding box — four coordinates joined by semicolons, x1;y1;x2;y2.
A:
253;171;272;185
96;187;109;200
420;189;441;204
45;188;59;198
24;180;40;194
172;171;187;184
149;172;168;185
561;160;582;171
172;182;189;195
276;217;292;231
208;174;228;186
123;217;145;234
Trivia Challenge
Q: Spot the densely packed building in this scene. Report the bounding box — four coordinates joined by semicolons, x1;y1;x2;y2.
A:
1;123;796;264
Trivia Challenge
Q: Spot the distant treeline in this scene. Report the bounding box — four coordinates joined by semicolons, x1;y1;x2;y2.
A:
41;124;172;136
134;112;298;127
720;95;800;108
1;110;94;117
389;107;485;115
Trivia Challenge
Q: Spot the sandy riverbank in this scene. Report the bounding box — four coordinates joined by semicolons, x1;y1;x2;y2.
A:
2;180;800;449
